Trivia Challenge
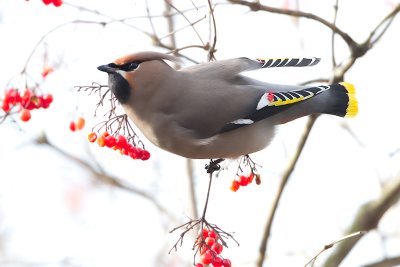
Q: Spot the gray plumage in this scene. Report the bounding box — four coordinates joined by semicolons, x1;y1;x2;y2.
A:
98;51;357;159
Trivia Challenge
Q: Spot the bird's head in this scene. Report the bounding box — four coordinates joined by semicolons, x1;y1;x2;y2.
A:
98;51;180;104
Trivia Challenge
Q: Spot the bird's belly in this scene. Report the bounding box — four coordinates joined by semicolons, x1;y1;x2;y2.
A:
124;106;276;159
156;120;276;159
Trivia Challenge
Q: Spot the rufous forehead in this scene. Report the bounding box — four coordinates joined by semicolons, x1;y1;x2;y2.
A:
114;54;137;65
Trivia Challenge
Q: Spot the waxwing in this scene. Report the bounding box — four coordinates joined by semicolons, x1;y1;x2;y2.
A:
98;51;358;159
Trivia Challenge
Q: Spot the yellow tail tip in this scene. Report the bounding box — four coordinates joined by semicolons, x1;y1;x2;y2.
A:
340;82;358;118
340;82;356;94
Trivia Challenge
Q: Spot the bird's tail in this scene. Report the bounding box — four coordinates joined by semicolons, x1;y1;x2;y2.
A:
326;82;358;118
219;82;358;133
261;82;358;124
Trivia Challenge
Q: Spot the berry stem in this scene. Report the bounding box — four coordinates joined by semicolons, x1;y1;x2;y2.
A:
201;170;213;220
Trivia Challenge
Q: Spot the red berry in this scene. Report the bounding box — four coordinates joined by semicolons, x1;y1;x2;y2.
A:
20;89;32;107
140;149;151;161
205;237;215;247
248;173;254;183
88;132;97;143
19;109;31;122
201;250;213;265
208;230;217;239
195;263;204;267
104;135;116;148
211;243;223;254
121;148;129;155
238;175;249;186
75;117;85;130
212;256;223;267
230;180;240;192
41;94;53;108
69;121;76;132
1;99;10;112
42;0;52;4
52;0;62;7
129;147;140;159
97;135;105;147
202;228;209;239
222;259;231;267
6;88;21;105
116;135;128;149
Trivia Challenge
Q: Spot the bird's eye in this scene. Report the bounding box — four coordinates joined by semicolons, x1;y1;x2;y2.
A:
113;61;141;72
127;62;139;71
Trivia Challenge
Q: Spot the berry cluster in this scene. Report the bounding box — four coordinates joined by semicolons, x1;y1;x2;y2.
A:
230;173;261;192
195;228;232;267
1;88;53;122
41;0;63;7
88;132;150;161
69;117;85;132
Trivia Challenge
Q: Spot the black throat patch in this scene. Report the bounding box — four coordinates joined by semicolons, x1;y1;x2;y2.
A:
108;72;131;104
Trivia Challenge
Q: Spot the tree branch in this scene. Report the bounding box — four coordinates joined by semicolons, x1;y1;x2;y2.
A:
362;256;400;267
322;174;400;267
34;133;178;224
256;114;318;267
227;0;357;48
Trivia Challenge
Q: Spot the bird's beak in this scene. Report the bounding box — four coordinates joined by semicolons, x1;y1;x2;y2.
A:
97;64;115;73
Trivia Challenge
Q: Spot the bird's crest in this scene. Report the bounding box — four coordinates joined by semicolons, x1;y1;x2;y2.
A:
114;51;181;65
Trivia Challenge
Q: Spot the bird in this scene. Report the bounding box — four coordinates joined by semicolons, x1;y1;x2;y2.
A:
97;51;358;159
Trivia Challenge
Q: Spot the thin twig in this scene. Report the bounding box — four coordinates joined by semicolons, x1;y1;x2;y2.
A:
304;231;367;267
164;0;206;45
331;0;339;68
322;175;400;267
35;133;177;223
206;0;217;61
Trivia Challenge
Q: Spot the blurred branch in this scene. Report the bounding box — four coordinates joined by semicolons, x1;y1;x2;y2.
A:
206;0;217;61
163;0;199;225
34;133;178;224
334;3;400;79
365;4;400;48
186;159;199;219
331;0;339;67
164;0;206;45
322;174;400;267
362;256;400;267
256;114;318;267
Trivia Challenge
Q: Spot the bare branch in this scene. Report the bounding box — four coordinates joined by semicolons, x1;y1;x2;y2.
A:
206;0;218;61
362;256;400;267
304;231;367;267
365;4;400;48
227;0;357;48
34;133;177;223
159;15;206;41
256;114;319;267
322;174;400;267
164;0;206;45
331;0;340;67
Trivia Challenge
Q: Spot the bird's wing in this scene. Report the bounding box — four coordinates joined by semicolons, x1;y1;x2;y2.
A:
181;57;321;79
218;83;356;133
